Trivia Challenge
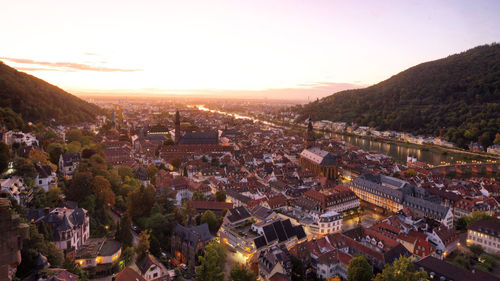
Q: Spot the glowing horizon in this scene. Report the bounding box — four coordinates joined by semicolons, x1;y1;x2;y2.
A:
1;0;500;100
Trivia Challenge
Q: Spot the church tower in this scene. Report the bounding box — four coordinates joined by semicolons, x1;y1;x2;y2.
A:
174;109;181;144
305;117;315;149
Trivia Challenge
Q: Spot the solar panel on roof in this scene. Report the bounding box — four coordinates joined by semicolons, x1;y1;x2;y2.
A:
263;224;278;243
254;236;267;249
282;219;295;238
294;226;306;240
273;221;288;242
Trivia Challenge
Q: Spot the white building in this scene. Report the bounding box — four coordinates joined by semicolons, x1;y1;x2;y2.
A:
467;218;500;254
2;131;39;146
0;176;32;206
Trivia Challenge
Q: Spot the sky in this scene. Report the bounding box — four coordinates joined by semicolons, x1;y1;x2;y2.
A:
1;0;499;101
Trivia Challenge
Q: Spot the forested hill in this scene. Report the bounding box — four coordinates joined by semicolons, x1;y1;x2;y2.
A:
294;43;500;148
0;61;102;125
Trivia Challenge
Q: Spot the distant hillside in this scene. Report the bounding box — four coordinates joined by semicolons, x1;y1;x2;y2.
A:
0;61;102;125
294;44;500;148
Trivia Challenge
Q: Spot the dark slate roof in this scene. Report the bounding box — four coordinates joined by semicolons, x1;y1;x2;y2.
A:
300;147;337;165
415;256;500;281
352;174;404;202
226;190;252;204
179;131;218;145
468;218;500;238
402;195;449;219
34;163;53;179
172;223;213;248
25;207;87;242
136;254;158;275
61;153;81;166
226;206;252;223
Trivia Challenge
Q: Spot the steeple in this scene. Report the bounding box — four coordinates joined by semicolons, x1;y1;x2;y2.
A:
305;116;315;149
174;109;180;144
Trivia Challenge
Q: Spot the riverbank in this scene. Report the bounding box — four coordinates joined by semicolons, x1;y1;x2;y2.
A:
196;105;498;165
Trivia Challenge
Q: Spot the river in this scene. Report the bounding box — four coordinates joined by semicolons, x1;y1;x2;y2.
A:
195;105;493;166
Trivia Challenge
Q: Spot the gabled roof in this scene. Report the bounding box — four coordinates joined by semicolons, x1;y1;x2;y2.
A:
179;131;218;145
416;256;500;281
226;206;251;223
115;267;147;281
300;147;337;165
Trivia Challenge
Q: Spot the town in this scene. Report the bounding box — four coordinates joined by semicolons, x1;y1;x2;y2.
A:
1;97;499;281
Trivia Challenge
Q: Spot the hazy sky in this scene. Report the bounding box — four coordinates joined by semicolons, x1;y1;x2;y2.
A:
1;0;499;100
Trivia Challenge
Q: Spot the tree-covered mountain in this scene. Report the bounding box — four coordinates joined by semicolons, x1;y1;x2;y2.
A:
294;43;500;149
0;61;102;125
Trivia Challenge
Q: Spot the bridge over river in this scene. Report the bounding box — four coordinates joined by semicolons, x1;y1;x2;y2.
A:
429;162;499;177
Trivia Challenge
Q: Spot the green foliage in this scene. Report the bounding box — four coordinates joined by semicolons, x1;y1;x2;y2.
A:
120;246;135;266
46;143;64;165
118;166;134;179
469;244;484;257
0;106;24;129
0;141;9;173
66;172;94;203
135;229;151;260
0;62;102;124
195;241;226;281
373;256;427;281
462;211;491;229
451;254;471;269
296;44;500;149
216;190;226;202
13;157;36;178
200;210;219;233
116;214;134;248
171;158;182;170
229;264;258;281
63;258;89;281
192;190;206;201
347;255;373;281
126;185;155;219
17;224;64;278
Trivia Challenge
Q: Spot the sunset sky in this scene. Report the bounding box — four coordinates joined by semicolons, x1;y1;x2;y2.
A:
1;0;500;100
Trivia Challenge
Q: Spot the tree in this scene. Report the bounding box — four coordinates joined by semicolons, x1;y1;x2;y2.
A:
469;244;484;257
229;264;258;281
215;190;226;202
192;190;206;201
347;255;373;281
0;142;10;173
126;185;156;219
494;133;500;145
13;157;36;178
66;141;82;154
118;166;134;179
171;158;182;171
200;210;219;233
66;172;93;203
195;241;225;281
63;258;89;281
121;246;135;266
66;129;83;143
135;230;151;260
478;132;492;151
373;256;427;281
147;164;159;183
46;143;64;165
117;214;134;247
91;175;115;208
